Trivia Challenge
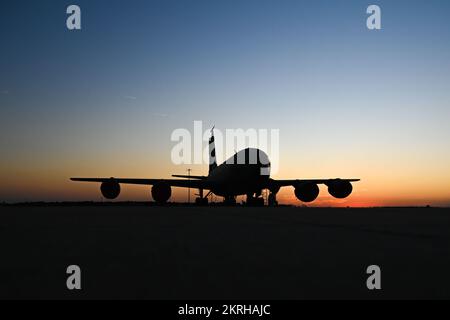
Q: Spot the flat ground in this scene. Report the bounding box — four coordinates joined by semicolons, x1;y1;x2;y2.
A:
1;205;449;299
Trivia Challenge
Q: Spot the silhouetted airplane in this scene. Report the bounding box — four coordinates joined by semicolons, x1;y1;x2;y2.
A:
71;128;359;206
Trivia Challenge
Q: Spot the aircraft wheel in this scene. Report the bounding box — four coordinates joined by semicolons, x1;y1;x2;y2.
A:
268;193;278;206
195;197;209;206
247;197;265;207
224;196;236;206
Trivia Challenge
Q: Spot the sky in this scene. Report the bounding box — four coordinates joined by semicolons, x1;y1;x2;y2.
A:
1;0;450;206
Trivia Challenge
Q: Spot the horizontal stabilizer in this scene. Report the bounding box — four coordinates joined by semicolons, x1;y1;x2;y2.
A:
171;175;207;180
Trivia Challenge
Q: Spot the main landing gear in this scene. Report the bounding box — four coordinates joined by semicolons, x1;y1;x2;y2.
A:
246;190;278;207
246;193;265;207
267;184;280;206
224;196;237;206
195;189;210;206
195;197;209;205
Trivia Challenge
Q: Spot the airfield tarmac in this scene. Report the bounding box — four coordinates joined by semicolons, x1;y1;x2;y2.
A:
0;204;449;299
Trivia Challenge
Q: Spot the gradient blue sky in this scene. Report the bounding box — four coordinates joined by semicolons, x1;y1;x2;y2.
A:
1;0;450;205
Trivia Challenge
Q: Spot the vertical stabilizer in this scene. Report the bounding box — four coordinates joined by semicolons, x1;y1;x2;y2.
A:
209;126;217;174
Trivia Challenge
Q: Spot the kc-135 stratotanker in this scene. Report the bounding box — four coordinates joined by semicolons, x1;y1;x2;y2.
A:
72;128;359;206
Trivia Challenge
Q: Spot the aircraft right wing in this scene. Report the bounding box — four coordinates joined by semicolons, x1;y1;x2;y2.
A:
267;178;360;189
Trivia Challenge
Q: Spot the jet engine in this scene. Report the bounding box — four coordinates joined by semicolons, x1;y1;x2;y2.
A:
100;179;121;200
327;180;353;199
151;182;172;204
294;183;320;203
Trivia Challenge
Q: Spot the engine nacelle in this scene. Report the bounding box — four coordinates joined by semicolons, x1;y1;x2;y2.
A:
100;179;121;200
151;182;172;204
294;183;320;203
327;180;353;199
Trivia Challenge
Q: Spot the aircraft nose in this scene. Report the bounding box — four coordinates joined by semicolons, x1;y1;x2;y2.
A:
257;150;270;165
257;150;271;176
260;162;271;176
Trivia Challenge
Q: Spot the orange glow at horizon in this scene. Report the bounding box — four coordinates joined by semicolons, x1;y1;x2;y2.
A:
1;165;450;208
1;140;450;207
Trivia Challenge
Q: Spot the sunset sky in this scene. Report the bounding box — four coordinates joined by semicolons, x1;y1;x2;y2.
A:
1;0;450;206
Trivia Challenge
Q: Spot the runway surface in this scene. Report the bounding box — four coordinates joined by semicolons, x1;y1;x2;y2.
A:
1;205;449;299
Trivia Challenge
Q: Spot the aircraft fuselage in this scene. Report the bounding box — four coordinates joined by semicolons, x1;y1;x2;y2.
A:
207;148;270;197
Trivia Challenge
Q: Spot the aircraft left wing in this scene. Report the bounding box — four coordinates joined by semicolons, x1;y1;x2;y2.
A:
70;178;210;190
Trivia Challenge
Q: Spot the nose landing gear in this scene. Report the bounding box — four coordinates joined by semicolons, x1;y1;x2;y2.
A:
268;192;278;206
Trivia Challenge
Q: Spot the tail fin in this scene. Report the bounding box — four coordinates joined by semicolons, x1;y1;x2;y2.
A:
209;126;217;174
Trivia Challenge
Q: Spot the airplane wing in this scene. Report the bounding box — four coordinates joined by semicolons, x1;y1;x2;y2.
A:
267;178;360;189
70;178;210;190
